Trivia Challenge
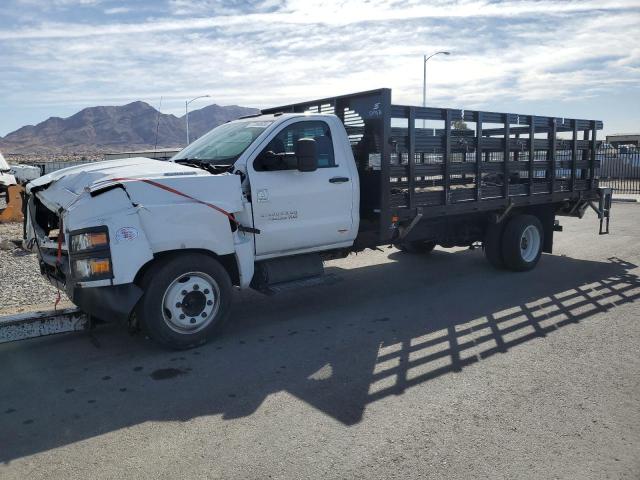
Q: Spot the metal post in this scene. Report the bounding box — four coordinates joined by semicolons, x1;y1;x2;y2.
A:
503;114;510;199
549;119;557;194
422;51;450;127
185;100;189;145
423;55;427;112
529;121;535;196
408;106;416;209
476;112;483;201
572;120;578;191
185;95;211;145
444;109;452;205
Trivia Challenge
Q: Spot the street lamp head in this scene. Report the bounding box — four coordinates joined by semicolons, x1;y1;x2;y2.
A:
424;51;451;63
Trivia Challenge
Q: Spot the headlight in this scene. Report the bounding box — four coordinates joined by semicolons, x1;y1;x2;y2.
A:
70;228;109;253
73;258;112;280
69;227;113;281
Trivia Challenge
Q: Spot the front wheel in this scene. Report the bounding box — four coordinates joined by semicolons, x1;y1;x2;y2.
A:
136;253;233;349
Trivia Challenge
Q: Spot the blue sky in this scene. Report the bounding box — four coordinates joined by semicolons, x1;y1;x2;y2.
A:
0;0;639;136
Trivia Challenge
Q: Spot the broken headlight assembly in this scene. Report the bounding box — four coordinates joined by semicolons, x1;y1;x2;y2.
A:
69;227;113;281
70;230;109;253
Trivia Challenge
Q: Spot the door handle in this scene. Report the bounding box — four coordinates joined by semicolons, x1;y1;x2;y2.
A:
329;177;350;184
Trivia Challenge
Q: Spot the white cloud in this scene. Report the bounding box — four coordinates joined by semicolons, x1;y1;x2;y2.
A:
0;0;638;133
104;6;131;15
1;0;637;39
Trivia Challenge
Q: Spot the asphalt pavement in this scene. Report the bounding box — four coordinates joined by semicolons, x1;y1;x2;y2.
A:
1;204;639;479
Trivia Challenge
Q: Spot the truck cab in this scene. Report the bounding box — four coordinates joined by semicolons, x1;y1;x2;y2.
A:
189;113;361;259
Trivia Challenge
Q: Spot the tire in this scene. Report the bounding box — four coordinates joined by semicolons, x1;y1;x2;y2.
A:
397;240;437;254
136;253;233;349
501;214;544;272
483;220;505;269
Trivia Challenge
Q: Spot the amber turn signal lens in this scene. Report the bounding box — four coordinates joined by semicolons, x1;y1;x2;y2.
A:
90;259;111;275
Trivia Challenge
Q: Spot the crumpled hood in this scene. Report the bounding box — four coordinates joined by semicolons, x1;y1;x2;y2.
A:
28;157;208;211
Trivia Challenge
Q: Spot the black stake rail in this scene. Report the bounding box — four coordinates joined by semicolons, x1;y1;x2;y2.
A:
262;88;603;243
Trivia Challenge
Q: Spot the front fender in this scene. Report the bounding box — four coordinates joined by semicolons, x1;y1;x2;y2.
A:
137;203;236;256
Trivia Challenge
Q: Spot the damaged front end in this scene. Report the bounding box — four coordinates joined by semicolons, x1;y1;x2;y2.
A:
22;156;244;323
24;192;69;290
24;187;141;323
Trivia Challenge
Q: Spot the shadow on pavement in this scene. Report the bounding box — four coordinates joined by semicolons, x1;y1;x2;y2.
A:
1;249;638;462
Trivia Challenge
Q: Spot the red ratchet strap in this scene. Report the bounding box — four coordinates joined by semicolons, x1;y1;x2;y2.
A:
56;215;63;264
110;177;260;234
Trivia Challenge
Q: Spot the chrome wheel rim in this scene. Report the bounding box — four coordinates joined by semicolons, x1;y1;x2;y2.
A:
520;225;541;263
161;272;220;334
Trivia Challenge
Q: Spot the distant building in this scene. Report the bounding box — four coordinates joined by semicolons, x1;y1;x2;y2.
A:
606;134;640;147
103;148;180;161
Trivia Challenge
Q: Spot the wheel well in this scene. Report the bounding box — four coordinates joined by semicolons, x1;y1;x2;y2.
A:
490;205;555;254
134;249;240;287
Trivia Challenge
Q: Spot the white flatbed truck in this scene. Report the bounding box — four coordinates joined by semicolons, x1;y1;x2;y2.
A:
20;88;611;349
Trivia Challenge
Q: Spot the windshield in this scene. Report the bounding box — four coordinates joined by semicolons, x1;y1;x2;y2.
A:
172;120;273;164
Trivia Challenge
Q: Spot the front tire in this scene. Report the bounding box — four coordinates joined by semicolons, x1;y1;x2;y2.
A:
136;253;233;349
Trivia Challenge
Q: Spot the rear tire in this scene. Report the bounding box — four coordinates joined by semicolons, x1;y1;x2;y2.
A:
397;240;437;254
501;214;544;271
136;253;233;349
483;221;505;269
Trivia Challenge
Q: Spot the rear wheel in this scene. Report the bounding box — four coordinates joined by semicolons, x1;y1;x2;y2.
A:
397;240;437;254
501;214;543;271
483;221;505;269
136;253;233;349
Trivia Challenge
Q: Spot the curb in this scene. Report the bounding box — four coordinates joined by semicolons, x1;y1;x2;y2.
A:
0;308;87;343
612;198;640;203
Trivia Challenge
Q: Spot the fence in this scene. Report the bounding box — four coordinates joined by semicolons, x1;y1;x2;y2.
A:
21;146;640;195
598;147;640;194
34;159;102;175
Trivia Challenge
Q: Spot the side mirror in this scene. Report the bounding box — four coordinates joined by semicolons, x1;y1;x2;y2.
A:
295;138;318;172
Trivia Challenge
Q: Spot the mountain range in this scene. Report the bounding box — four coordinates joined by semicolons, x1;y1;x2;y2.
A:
0;102;259;154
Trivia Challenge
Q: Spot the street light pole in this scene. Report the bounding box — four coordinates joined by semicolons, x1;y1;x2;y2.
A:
423;51;450;111
185;95;211;145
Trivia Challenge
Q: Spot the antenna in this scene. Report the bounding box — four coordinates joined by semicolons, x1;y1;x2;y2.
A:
154;96;163;157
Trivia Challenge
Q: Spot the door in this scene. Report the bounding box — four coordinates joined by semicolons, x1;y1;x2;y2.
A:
248;119;355;256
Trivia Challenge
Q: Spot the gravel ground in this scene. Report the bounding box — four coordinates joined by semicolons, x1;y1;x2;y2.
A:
0;222;69;314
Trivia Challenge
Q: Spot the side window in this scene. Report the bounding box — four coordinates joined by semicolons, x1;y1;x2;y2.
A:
254;120;335;171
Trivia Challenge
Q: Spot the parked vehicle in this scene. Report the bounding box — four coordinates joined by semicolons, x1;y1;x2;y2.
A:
0;151;17;198
24;88;611;349
10;163;41;184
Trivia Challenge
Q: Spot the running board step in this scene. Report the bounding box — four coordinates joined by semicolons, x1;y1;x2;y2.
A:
258;273;341;296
